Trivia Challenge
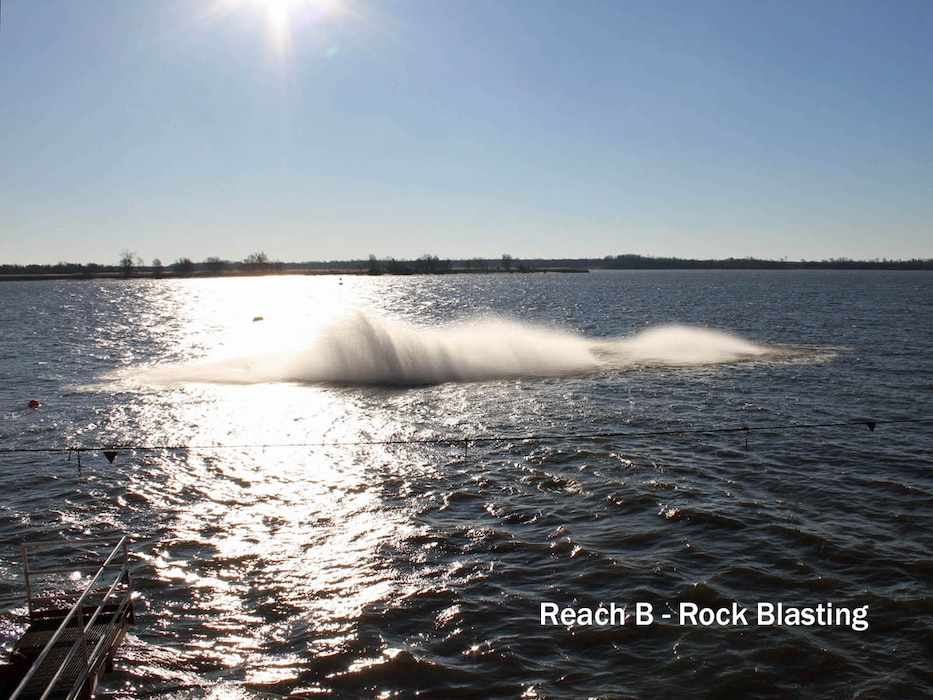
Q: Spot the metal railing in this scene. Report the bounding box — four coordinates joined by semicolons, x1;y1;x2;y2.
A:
9;537;134;700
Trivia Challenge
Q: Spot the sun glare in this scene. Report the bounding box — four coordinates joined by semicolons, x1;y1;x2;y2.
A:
197;0;375;72
262;0;303;35
251;0;337;44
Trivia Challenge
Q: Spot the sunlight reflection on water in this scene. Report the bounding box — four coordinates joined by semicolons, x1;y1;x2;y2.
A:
124;383;425;689
84;277;438;691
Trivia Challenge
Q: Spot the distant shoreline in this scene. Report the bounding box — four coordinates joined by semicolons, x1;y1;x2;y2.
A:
0;267;594;282
1;255;931;282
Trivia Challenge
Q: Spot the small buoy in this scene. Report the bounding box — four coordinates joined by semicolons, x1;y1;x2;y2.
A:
28;399;40;409
103;450;118;464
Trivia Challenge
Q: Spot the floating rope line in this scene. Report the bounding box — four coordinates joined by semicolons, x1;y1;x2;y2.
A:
0;417;929;462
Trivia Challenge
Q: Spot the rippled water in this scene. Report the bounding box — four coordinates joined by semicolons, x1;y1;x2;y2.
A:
1;270;931;699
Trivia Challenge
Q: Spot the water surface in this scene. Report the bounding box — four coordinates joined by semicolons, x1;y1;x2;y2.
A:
1;270;930;698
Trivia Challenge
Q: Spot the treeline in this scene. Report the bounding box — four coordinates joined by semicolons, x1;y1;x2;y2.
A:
0;252;535;279
362;253;538;275
598;254;933;270
363;254;933;272
0;251;287;280
1;252;931;280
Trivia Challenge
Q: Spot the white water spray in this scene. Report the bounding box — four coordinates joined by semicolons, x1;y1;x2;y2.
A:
598;324;769;367
136;312;788;387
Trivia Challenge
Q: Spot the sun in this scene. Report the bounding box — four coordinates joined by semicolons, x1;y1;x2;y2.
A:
262;0;304;35
252;0;337;39
245;0;349;67
201;0;366;73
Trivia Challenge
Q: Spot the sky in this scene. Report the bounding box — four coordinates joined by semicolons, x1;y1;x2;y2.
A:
1;0;931;266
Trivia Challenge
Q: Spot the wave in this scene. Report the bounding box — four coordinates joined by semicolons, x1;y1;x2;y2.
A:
136;312;805;387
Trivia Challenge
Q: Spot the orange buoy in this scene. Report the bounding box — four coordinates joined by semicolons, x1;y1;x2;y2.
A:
28;399;40;409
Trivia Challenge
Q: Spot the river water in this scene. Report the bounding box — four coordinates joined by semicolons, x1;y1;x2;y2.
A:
0;270;930;699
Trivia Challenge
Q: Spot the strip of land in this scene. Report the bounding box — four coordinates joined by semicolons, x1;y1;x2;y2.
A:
1;254;930;281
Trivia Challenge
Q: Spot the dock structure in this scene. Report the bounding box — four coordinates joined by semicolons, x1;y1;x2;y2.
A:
1;538;135;700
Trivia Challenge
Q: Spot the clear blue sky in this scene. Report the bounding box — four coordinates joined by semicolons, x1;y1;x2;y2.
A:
1;0;931;265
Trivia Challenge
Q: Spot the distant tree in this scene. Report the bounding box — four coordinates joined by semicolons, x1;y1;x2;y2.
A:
367;254;382;275
384;257;408;274
119;249;135;277
244;251;270;267
173;257;195;276
204;256;227;274
152;258;164;277
415;254;440;274
501;254;513;272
